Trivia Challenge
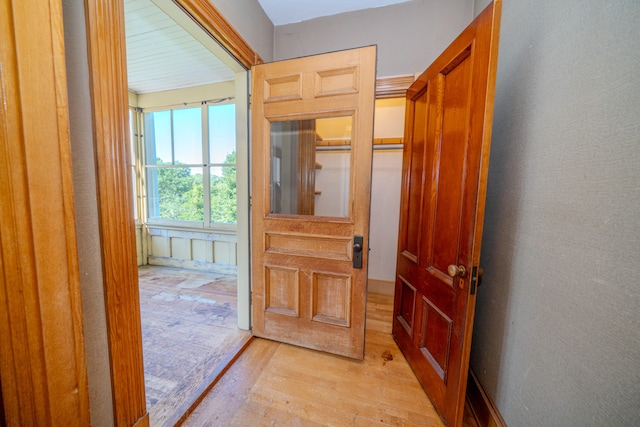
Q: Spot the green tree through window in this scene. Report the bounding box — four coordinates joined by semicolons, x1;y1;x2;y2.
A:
210;151;237;223
155;160;203;221
144;104;236;226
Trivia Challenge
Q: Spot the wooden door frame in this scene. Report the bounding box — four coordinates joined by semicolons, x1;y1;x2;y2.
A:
86;0;412;420
83;0;262;424
0;0;90;424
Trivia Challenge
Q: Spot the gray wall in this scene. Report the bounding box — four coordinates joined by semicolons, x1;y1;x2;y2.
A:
274;0;473;77
211;0;274;62
471;0;640;425
62;1;114;425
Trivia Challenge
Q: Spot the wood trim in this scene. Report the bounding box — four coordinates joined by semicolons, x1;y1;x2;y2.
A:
173;0;264;68
174;335;255;425
0;0;90;424
376;74;415;98
466;368;506;427
297;120;317;215
84;0;148;425
83;0;264;424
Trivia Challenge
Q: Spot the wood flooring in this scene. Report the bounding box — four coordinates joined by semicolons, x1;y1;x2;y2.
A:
138;265;251;426
183;293;479;426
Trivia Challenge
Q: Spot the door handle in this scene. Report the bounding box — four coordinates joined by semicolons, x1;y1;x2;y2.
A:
353;236;363;269
447;264;466;277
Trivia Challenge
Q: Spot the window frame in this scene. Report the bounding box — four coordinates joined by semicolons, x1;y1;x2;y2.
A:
138;102;237;231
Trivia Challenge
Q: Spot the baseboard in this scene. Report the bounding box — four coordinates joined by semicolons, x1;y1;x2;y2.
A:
466;368;506;427
147;256;238;275
367;278;394;296
132;412;150;427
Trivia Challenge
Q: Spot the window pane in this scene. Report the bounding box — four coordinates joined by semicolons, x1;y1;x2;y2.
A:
209;104;236;164
173;108;202;164
147;167;204;221
145;110;171;165
210;165;236;224
270;116;351;217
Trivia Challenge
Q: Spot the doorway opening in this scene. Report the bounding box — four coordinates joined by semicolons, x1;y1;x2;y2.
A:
123;0;250;423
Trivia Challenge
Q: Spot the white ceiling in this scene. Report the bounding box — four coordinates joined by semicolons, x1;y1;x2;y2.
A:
257;0;412;26
124;0;412;94
124;0;234;94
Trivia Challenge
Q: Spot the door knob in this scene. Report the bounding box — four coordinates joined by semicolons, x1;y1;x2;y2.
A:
447;264;466;277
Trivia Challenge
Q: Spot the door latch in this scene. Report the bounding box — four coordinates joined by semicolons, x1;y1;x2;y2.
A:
353;236;363;269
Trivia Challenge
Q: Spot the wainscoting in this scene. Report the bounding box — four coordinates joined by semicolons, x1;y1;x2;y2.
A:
136;225;238;275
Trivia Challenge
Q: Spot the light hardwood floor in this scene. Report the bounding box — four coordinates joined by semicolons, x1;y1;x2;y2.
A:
138;266;251;426
183;293;478;426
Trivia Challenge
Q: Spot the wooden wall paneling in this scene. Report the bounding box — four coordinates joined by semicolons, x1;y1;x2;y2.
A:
83;0;148;425
0;0;90;424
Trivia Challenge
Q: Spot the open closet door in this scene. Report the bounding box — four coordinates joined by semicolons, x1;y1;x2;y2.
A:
251;46;376;359
393;2;502;426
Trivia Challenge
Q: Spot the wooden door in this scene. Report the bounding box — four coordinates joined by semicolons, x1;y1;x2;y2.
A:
393;2;502;426
251;46;376;359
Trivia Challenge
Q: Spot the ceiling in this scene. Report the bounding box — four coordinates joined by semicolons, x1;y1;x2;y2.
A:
257;0;411;26
124;0;235;94
125;0;411;94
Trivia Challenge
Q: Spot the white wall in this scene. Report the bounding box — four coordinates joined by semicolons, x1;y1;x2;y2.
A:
368;98;406;282
314;152;350;217
470;0;640;425
368;151;403;281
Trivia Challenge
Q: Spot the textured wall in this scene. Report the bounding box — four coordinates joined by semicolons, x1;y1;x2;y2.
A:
471;1;640;425
274;0;474;77
61;1;114;425
272;1;474;283
211;0;274;62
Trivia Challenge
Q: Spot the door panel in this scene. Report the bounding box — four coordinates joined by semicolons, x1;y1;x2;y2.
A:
393;2;502;426
252;47;376;359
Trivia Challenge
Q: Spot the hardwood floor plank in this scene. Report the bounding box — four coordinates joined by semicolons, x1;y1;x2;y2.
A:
183;293;447;426
184;338;280;426
183;292;478;426
138;266;250;425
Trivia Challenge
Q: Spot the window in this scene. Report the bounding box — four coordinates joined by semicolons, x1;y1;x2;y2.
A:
143;103;236;227
129;108;139;222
